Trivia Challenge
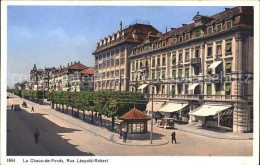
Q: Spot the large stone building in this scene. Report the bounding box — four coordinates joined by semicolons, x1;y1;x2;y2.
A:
129;6;253;133
92;22;160;91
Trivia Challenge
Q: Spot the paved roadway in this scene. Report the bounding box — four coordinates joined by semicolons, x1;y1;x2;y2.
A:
7;95;253;156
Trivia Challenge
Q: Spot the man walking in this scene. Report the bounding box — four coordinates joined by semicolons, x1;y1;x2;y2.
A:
34;129;40;144
31;106;34;112
171;131;177;144
123;129;127;143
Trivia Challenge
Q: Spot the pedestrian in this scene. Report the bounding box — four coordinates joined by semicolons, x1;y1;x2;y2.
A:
119;129;123;139
34;129;40;144
179;116;182;125
123;129;127;143
171;131;177;144
11;104;13;110
31;106;34;112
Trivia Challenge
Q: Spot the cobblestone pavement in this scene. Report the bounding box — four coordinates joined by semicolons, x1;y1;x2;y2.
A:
7;94;253;156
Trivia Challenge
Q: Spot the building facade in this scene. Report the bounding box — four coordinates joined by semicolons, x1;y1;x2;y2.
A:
129;6;254;133
92;22;160;91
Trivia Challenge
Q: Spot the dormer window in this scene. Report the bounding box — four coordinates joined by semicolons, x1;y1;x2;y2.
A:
226;21;232;29
152;44;156;49
195;30;200;37
173;38;177;44
179;36;183;42
217;24;222;32
208;26;213;34
185;33;190;41
145;45;149;51
162;41;166;47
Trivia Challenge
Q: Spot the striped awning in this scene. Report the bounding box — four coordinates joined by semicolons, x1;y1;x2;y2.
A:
189;104;232;116
146;101;164;112
208;61;222;69
188;83;200;90
158;102;188;113
138;84;148;90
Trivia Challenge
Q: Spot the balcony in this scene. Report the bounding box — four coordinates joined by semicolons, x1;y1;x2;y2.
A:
191;57;201;66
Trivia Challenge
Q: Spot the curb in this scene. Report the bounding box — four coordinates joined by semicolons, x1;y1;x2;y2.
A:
14;95;170;146
175;127;253;140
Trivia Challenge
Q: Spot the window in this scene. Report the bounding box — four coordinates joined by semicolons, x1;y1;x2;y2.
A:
207;84;212;95
216;45;222;55
152;44;156;49
115;70;119;76
207;65;212;74
120;58;124;65
171;85;175;96
225;42;232;54
208;27;212;34
152;71;155;79
157;57;160;66
215;83;221;94
115;59;119;66
136;61;138;70
177;84;182;94
111;71;114;77
132;75;134;81
162;56;166;66
131;62;135;71
111;60;114;67
178;69;182;78
172;70;176;78
116;49;119;54
173;38;177;44
157;70;160;79
185;68;189;78
103;62;106;68
225;83;231;95
152;58;155;67
120;47;125;53
179;36;183;42
172;55;176;64
185;34;190;40
226;63;232;73
162;41;166;47
217;24;222;32
139;61;143;68
162;69;165;79
162;85;165;94
227;21;232;29
207;46;212;57
195;30;200;37
120;69;124;76
107;61;110;67
185;51;189;61
195;49;200;58
179;53;183;63
185;85;189;94
145;45;149;51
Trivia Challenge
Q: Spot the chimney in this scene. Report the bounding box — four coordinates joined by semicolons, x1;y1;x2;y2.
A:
166;26;167;33
120;21;122;32
197;11;199;15
71;62;73;65
78;61;80;64
67;63;69;67
74;61;76;64
224;8;231;11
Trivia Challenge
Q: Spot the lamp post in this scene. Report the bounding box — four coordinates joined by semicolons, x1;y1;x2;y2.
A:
150;87;154;144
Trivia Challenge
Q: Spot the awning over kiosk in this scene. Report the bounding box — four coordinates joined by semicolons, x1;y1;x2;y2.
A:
158;103;188;113
146;101;164;112
208;61;222;69
189;104;232;116
138;84;148;90
188;83;200;90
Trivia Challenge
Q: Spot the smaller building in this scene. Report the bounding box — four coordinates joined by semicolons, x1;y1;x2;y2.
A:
119;108;151;134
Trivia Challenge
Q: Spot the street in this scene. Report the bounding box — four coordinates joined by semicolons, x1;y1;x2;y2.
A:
7;95;253;156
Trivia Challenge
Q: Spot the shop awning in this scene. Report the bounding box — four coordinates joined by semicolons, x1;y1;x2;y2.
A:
189;104;232;116
146;101;164;112
158;102;188;113
188;83;200;90
138;84;148;90
115;119;124;124
208;61;222;69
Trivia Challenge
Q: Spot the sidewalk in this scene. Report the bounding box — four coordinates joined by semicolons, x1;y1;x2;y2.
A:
9;93;253;147
174;124;253;140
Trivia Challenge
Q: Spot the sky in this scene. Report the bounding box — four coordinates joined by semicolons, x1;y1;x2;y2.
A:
7;5;234;87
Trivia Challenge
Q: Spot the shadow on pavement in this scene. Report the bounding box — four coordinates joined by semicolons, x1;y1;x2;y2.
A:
7;107;94;156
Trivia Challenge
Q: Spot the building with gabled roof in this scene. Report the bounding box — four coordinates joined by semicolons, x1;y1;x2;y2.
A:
93;22;160;92
129;6;253;133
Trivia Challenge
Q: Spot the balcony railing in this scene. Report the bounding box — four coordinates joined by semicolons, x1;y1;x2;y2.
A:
191;57;201;65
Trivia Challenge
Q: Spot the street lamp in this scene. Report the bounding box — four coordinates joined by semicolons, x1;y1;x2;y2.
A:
150;87;154;144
